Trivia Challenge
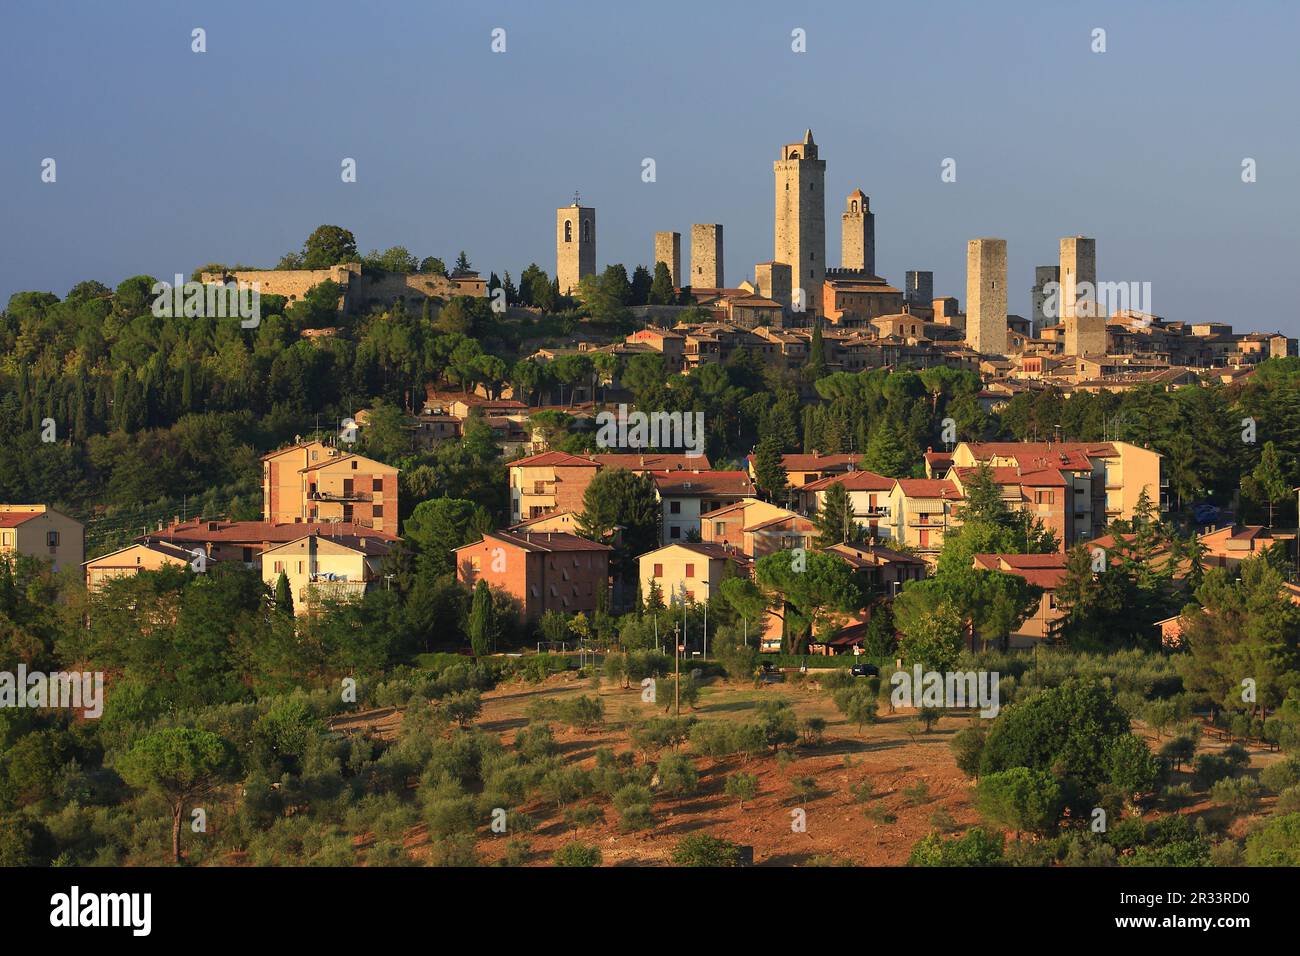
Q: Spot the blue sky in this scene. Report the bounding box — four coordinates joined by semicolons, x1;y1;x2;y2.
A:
2;0;1298;334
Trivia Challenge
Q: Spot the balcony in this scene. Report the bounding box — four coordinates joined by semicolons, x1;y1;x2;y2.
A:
857;506;891;518
309;489;372;503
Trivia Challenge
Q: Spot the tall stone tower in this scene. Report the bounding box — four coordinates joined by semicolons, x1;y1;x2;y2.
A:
654;231;681;287
841;189;875;274
691;224;724;289
904;271;934;307
774;129;826;312
556;199;595;295
965;238;1008;355
1031;265;1059;334
755;261;792;309
1060;236;1104;356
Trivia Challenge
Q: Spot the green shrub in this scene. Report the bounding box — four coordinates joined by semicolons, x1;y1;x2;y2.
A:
655;753;699;797
950;723;987;778
553;840;602;867
725;772;759;805
631;716;695;754
1261;756;1300;793
613;784;655;831
670;834;744;867
1209;776;1262;815
909;827;1004;866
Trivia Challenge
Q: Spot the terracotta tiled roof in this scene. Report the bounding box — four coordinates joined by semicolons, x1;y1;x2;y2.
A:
509;451;598;468
895;479;958;499
591;453;709;471
0;513;40;528
460;530;612;553
651;470;756;497
801;470;895;493
145;521;397;544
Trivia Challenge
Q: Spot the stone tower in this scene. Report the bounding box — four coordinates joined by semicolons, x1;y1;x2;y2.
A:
1061;236;1104;356
556;200;596;295
1031;265;1059;334
774;129;826;312
965;238;1008;355
841;189;875;274
755;261;792;309
691;224;724;289
904;271;934;307
654;231;681;287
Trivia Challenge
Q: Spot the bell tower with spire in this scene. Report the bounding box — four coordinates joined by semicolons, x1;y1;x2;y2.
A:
774;129;827;314
556;193;595;295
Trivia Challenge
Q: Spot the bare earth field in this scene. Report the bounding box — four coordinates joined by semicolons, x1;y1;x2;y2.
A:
330;671;1288;866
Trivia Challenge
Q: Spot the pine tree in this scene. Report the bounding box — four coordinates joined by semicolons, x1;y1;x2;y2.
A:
805;320;826;382
649;262;675;305
275;571;294;618
814;480;858;547
467;579;494;656
753;435;789;503
862;421;911;478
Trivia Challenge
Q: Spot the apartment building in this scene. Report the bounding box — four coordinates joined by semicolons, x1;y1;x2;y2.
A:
947;465;1072;551
951;440;1162;537
261;533;392;615
887;479;959;557
700;499;799;556
143;520;396;568
652;470;757;544
0;505;84;573
797;470;896;541
747;451;860;489
262;441;400;534
971;553;1070;646
83;539;199;592
639;542;750;606
453;530;611;622
1197;525;1296;570
825;542;927;593
508;451;601;525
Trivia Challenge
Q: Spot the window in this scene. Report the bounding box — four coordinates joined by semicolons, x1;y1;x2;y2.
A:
653;563;663;577
1;532;12;547
670;527;681;539
564;221;572;242
372;504;383;518
373;477;383;492
274;561;284;573
47;531;60;547
714;522;725;536
582;220;590;242
685;563;695;578
351;461;357;470
670;501;681;514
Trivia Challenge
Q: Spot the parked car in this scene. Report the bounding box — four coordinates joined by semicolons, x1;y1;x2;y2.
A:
1193;502;1220;525
850;662;879;678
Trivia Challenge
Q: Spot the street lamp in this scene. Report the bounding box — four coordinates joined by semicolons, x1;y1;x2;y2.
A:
673;622;682;717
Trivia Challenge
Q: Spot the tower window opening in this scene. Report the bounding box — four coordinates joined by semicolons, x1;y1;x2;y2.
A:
564;221;572;242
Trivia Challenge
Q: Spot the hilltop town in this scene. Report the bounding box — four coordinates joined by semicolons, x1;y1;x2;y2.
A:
3;128;1300;872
